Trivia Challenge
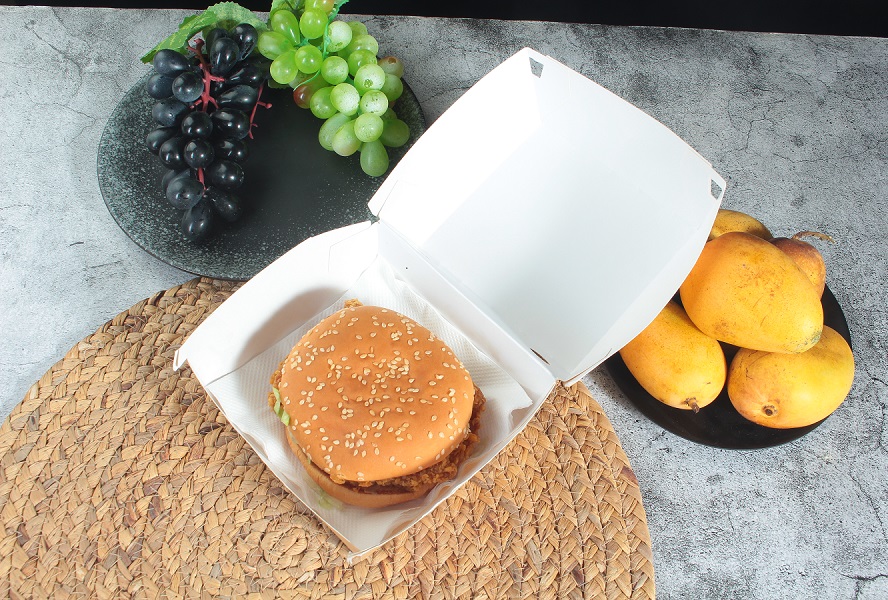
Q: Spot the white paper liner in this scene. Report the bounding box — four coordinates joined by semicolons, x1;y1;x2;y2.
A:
202;257;534;556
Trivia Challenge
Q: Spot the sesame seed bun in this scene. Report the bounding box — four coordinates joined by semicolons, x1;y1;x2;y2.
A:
285;428;433;508
276;303;477;505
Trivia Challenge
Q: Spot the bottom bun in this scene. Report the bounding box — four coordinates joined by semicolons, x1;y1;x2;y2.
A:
286;429;433;508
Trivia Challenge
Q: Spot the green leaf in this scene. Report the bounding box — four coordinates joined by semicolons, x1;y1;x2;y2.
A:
140;2;269;64
270;0;300;15
209;1;269;31
141;10;218;63
330;0;349;19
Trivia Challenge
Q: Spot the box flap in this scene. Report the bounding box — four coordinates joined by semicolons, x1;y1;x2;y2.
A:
369;48;723;382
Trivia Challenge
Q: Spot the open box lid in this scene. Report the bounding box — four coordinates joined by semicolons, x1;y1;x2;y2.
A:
368;48;724;387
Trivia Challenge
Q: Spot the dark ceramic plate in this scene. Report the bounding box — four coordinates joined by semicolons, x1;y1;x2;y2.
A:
604;286;852;449
98;74;426;281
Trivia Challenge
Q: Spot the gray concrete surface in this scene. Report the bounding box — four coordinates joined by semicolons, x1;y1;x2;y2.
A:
1;6;886;598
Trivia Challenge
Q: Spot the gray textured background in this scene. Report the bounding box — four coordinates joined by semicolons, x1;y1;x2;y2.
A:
1;7;886;598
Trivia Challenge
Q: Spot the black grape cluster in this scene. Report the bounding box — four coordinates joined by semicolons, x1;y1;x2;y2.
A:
144;24;270;243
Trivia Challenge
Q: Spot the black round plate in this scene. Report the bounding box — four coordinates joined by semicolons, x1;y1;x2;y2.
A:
603;286;852;449
98;74;426;281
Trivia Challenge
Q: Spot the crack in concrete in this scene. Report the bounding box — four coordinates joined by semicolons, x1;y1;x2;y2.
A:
88;260;124;270
420;85;472;108
23;18;86;113
842;572;888;600
865;375;888;454
772;146;881;165
847;471;888;545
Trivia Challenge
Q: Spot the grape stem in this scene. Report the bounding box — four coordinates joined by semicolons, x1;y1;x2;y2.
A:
248;83;272;139
187;39;225;111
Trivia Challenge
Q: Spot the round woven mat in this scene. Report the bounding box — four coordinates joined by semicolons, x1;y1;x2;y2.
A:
0;278;655;599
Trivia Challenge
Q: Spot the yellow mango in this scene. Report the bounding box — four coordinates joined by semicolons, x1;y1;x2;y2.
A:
619;301;726;412
708;208;772;241
727;326;854;428
680;232;823;353
770;231;834;297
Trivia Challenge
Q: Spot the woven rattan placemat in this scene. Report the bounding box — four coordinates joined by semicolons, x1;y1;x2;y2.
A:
0;278;655;599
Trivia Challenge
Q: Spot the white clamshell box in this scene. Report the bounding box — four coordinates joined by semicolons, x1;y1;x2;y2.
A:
174;48;725;556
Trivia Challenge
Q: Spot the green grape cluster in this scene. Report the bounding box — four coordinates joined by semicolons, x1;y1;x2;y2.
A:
257;0;410;176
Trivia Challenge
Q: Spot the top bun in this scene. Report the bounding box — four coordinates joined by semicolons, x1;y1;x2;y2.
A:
279;304;475;484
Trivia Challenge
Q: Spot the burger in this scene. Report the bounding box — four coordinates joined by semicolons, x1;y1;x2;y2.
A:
269;300;485;507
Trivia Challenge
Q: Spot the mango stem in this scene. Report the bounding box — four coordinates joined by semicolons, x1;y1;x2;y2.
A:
793;231;835;244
